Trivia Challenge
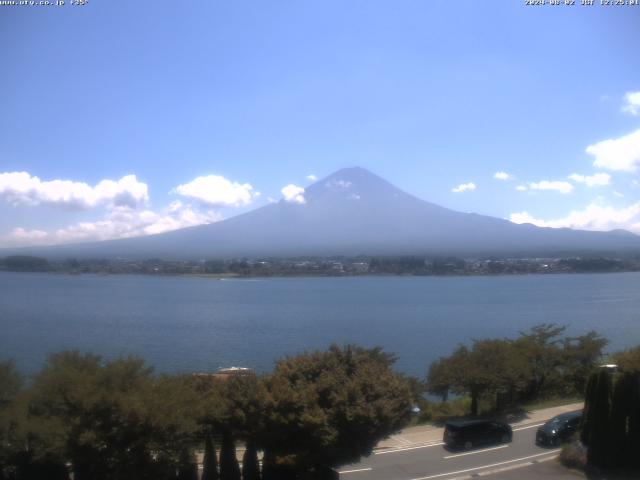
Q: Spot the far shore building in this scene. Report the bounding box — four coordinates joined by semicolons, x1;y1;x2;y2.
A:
192;366;255;382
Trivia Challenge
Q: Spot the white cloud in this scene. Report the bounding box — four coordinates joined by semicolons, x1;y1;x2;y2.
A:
509;202;640;234
4;227;49;244
306;174;317;181
614;191;625;198
0;172;148;209
586;129;640;172
516;185;528;192
509;211;539;225
173;175;255;207
529;180;574;194
567;172;611;187
0;202;221;247
281;184;306;204
493;171;513;181
0;171;251;248
622;91;640;116
451;182;476;193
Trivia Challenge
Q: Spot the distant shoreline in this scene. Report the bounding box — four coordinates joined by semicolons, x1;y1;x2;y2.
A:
2;268;640;280
2;253;639;278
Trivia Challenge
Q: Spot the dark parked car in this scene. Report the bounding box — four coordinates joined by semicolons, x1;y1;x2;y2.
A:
535;410;582;447
443;419;512;450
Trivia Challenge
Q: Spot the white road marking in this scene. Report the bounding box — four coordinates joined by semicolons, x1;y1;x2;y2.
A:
374;442;445;455
512;422;545;431
443;444;509;459
409;450;561;480
476;454;558;477
338;467;373;474
395;436;416;446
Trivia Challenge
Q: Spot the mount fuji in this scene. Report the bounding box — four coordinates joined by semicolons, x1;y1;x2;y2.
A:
5;167;640;259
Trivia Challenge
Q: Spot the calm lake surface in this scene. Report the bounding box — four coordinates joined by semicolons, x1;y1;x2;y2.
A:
1;271;639;377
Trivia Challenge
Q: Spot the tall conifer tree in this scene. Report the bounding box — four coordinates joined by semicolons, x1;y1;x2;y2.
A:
241;441;260;480
220;431;241;480
202;435;219;480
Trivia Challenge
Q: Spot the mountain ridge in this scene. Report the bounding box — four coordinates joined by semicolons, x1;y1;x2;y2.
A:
2;167;639;259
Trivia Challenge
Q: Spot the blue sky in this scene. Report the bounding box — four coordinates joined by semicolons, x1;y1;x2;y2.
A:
1;1;639;246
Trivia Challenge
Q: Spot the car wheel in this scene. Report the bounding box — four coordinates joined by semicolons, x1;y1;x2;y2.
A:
501;433;511;443
464;441;473;450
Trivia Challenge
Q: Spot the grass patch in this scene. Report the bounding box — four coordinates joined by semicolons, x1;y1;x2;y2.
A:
407;397;473;426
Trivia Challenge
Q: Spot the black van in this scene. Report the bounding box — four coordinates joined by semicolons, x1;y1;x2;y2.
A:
443;419;512;450
535;410;582;447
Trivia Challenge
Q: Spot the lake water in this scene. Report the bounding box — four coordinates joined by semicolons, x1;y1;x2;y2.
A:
1;271;639;378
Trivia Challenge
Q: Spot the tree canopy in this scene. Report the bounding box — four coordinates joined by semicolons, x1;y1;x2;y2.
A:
1;345;413;479
613;346;640;374
427;324;608;415
258;345;412;471
1;352;202;480
581;368;640;469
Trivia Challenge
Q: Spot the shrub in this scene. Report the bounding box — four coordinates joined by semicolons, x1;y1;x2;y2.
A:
418;397;472;424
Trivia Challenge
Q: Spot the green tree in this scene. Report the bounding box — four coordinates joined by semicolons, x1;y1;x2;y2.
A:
426;359;451;402
0;361;22;409
176;449;198;480
609;373;631;466
581;367;640;469
7;453;70;480
198;374;263;480
613;346;640;373
513;324;566;400
23;351;200;480
428;340;526;415
143;374;202;466
202;435;219;480
561;331;607;395
0;362;32;480
582;369;612;467
580;370;597;446
258;345;412;474
1;396;70;480
427;345;470;407
629;373;640;468
0;361;22;455
466;339;526;414
219;431;241;480
241;441;260;480
219;375;266;442
428;325;607;413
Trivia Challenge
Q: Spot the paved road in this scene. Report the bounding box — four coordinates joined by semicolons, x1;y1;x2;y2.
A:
338;422;560;480
482;459;584;479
